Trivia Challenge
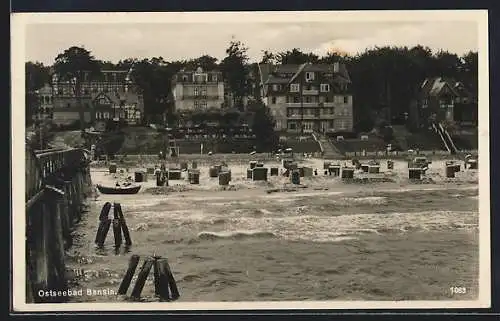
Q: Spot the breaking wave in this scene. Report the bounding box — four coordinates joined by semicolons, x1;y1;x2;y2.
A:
196;230;278;241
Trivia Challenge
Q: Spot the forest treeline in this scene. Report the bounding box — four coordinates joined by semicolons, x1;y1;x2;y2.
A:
26;40;477;132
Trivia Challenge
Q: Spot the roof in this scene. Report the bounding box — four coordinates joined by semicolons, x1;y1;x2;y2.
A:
261;62;352;85
257;63;274;85
91;90;142;106
420;77;460;97
265;76;292;84
274;64;301;74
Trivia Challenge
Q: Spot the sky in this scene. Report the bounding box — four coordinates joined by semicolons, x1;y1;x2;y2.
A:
22;12;480;65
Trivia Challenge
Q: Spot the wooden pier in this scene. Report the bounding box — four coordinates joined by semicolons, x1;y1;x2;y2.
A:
25;146;91;303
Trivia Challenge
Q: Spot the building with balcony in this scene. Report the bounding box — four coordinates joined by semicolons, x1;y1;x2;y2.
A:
259;62;353;133
412;77;477;128
50;69;144;127
33;84;54;121
171;67;224;113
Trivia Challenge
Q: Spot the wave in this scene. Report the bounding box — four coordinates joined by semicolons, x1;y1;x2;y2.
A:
337;196;387;206
196;230;278;241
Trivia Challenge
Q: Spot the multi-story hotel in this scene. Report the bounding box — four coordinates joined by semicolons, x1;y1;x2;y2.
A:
259;62;353;133
171;67;224;112
50;69;144;126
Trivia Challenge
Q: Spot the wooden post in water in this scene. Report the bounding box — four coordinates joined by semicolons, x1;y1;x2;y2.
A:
95;219;112;247
99;202;112;221
130;257;155;299
153;257;165;299
156;258;180;300
116;203;132;246
112;204;123;249
117;254;140;295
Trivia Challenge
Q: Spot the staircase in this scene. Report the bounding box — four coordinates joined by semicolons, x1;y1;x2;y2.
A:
312;132;343;158
432;122;451;153
439;123;459;154
432;122;457;154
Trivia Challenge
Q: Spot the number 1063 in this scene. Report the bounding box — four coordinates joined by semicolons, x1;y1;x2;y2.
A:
450;287;467;295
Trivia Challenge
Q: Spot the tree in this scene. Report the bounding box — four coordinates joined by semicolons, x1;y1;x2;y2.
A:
25;62;51;125
185;55;218;71
277;48;319;64
432;50;461;79
460;51;478;97
246;99;277;151
319;52;348;64
53;46;101;130
220;40;250;109
260;50;276;64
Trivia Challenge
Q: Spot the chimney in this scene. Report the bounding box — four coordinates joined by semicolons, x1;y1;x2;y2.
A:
333;62;340;73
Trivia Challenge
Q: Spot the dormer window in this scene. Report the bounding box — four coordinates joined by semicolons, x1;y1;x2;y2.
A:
305;72;315;81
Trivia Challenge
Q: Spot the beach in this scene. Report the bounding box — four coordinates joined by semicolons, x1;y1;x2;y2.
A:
65;157;479;302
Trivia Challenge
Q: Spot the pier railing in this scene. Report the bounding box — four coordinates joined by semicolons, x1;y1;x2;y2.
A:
25;146;91;303
26;147;89;210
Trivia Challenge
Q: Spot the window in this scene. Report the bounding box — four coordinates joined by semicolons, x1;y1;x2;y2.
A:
422;99;428;108
182;75;188;82
271;97;277;104
288;123;297;130
194;74;207;83
201;87;207;96
67;103;71;108
201;100;207;108
272;84;278;91
320;84;330;92
290;84;300;92
194;100;200;109
213;74;218;82
305;96;311;103
344;96;349;104
305;72;315;81
194;87;199;96
343;107;349;116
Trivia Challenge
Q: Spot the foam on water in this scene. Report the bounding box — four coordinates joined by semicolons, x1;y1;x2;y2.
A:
196;230;278;241
193;210;479;243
